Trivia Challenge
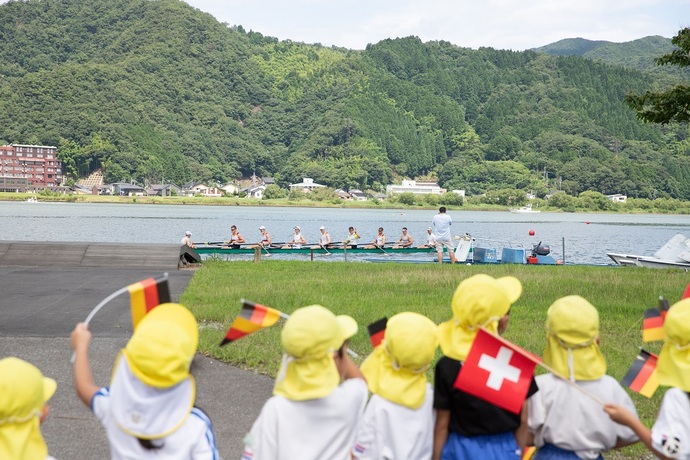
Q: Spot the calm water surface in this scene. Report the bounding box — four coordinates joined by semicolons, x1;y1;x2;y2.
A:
1;201;689;265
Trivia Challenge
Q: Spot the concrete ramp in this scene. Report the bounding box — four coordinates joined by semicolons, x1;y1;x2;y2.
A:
0;241;182;269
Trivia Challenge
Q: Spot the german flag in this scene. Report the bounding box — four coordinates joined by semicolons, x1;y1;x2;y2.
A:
220;300;282;346
367;317;387;348
621;349;659;398
642;307;667;342
128;276;171;329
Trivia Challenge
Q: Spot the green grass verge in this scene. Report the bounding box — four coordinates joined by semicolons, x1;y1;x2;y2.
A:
181;260;683;458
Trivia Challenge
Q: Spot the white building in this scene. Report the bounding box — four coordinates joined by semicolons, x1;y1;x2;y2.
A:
289;178;326;193
607;194;627;203
190;184;223;197
386;179;445;196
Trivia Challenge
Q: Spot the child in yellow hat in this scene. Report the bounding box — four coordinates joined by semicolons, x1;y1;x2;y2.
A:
605;297;690;459
242;304;366;459
527;295;638;459
433;273;533;459
0;357;57;460
70;303;220;458
353;312;438;459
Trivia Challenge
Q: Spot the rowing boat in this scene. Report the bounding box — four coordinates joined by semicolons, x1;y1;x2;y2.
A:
194;245;437;255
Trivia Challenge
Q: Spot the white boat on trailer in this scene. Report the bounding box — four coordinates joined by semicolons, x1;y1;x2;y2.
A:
607;233;690;269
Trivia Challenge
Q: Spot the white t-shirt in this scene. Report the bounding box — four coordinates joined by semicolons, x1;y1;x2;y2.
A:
92;388;219;460
242;378;368;460
353;383;434;460
651;387;690;459
528;374;638;459
426;233;437;246
432;213;452;241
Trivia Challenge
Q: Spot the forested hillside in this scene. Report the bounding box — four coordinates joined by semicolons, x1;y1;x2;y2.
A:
0;0;688;200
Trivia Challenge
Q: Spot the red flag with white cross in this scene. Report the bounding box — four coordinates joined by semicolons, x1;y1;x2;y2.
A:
454;328;541;414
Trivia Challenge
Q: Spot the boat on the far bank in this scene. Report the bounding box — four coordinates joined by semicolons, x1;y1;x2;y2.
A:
510;204;540;213
607;233;690;270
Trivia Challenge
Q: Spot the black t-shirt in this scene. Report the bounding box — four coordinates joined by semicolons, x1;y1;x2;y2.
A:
434;356;539;437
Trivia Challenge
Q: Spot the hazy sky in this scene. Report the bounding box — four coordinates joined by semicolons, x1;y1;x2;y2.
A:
185;0;689;51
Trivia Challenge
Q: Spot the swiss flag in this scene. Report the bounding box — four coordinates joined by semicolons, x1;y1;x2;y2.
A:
454;328;541;414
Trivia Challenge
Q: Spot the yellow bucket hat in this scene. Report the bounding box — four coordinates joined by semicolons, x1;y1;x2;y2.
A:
112;303;198;439
438;274;522;361
0;357;56;460
658;298;690;391
544;295;606;381
361;312;438;409
274;305;358;401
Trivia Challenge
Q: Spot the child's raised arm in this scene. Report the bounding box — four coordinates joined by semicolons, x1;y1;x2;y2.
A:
70;322;99;407
604;404;670;460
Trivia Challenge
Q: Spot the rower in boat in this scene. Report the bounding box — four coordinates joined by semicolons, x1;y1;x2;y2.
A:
418;227;437;248
282;226;306;249
226;225;245;249
343;226;361;249
365;227;386;249
311;226;331;249
392;227;414;248
249;226;271;249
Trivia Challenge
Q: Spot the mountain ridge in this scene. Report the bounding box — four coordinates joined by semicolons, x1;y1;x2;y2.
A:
0;0;688;202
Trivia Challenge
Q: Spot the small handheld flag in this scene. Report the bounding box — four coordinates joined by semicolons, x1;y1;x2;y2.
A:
367;317;387;348
220;299;285;346
128;275;171;329
642;296;669;342
71;273;170;363
454;328;540;414
621;349;659;398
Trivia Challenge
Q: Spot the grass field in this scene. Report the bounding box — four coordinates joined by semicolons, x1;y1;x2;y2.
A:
181;260;686;458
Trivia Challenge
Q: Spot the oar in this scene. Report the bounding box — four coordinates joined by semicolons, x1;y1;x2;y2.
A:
261;245;272;257
376;244;392;257
320;244;332;256
200;241;225;246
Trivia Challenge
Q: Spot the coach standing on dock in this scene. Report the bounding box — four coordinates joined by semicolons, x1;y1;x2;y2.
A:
432;207;457;264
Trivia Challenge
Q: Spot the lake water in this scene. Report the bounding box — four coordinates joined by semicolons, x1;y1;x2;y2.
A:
2;201;689;265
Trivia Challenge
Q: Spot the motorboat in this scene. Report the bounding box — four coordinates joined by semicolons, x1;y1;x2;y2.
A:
607;233;690;269
510;204;540;213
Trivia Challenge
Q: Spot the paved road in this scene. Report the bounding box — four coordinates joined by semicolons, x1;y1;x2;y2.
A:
0;263;274;459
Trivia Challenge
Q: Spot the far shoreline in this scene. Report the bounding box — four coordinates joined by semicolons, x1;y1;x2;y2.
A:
1;192;686;215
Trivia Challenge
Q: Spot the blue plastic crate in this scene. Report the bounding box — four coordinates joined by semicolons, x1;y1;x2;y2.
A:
501;248;526;264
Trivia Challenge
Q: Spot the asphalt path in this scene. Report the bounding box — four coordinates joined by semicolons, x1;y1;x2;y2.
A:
0;265;274;459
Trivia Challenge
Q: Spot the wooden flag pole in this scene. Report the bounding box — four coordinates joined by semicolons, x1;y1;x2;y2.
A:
479;327;605;406
535;360;605;406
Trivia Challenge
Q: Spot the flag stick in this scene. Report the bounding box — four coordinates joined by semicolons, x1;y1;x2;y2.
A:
479;327;605;406
70;273;169;363
535;360;605;406
239;300;358;357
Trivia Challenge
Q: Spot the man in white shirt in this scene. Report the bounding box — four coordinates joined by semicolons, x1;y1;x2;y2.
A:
432;207;457;263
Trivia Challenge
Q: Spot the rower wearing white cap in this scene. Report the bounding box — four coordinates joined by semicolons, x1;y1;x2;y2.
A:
314;226;331;248
180;231;195;248
283;226;306;249
258;226;271;247
419;227;437;248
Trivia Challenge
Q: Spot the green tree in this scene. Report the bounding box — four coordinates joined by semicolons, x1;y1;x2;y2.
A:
263;184;287;199
625;28;690;123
